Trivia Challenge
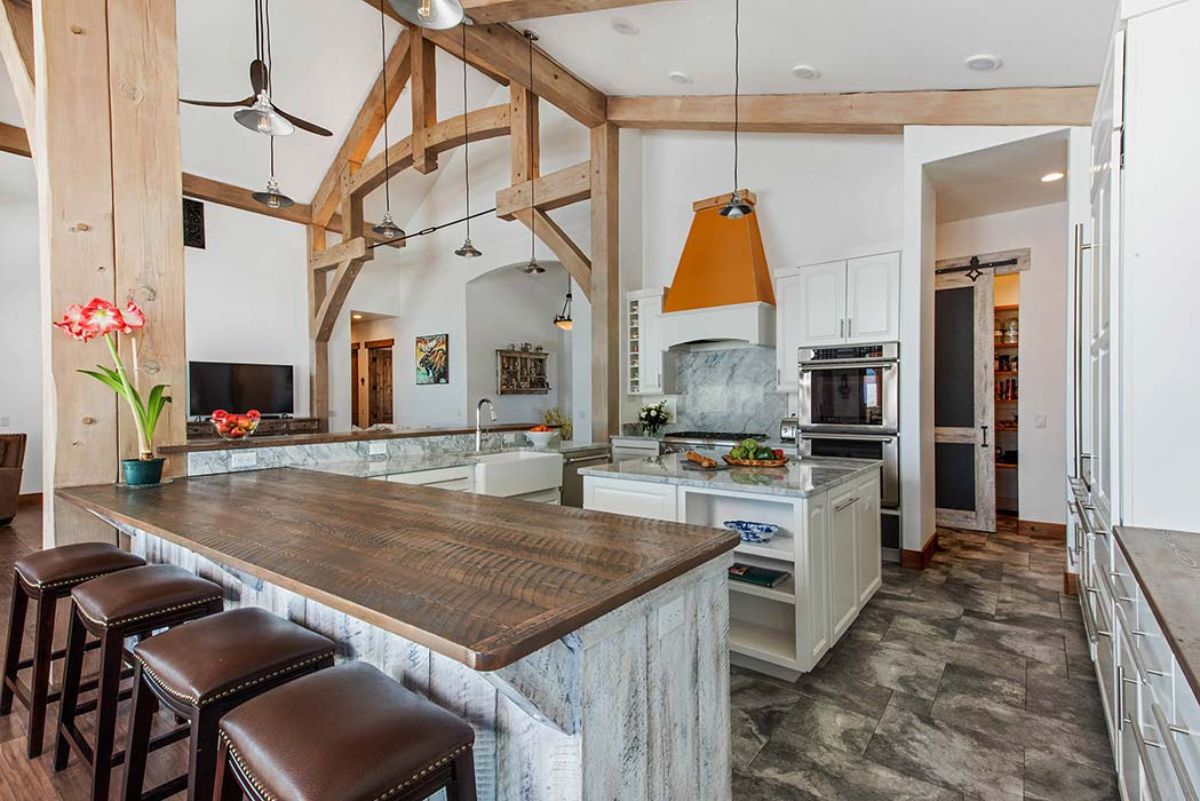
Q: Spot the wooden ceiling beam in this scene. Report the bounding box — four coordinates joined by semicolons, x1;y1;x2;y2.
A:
462;0;673;24
509;85;539;184
495;159;590;219
182;172;313;225
349;103;510;198
0;120;30;156
0;0;35;130
411;30;439;174
513;208;591;300
312;247;374;343
419;22;606;127
311;30;412;229
606;86;1098;132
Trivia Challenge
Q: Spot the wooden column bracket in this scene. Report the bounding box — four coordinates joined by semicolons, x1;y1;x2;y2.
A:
513;209;591;300
509;85;539;184
312;244;375;343
496;160;590;220
589;122;619;441
411;31;438;174
0;0;35;130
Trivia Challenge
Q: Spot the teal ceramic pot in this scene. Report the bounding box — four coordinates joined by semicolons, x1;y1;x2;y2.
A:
121;458;165;486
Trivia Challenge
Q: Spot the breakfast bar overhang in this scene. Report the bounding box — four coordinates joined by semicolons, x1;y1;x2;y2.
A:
58;468;739;801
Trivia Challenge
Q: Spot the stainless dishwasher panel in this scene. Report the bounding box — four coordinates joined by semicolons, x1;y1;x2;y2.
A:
561;448;612;508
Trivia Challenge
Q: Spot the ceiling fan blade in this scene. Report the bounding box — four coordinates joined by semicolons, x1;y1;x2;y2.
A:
250;59;268;96
273;105;333;137
180;96;255;108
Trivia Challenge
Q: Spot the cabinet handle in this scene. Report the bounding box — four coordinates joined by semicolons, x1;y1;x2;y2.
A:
1151;703;1200;801
1117;665;1125;732
980;425;989;448
1128;711;1167;801
834;496;859;512
847;318;853;337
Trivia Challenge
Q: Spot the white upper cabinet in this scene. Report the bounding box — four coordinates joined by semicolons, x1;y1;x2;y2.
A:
846;253;900;344
774;252;900;390
626;288;676;396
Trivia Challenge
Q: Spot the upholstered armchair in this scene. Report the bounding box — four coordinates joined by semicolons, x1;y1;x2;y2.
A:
0;433;26;526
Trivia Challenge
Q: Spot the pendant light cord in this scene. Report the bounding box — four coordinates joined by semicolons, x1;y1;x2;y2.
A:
462;22;471;239
732;0;740;195
253;0;263;65
379;0;392;213
527;30;536;265
264;0;273;95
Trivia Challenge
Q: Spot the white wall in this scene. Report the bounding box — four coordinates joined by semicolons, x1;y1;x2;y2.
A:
184;203;310;416
937;203;1069;525
465;265;571;425
0;152;42;493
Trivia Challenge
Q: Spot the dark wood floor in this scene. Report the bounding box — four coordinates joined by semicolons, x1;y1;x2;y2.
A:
0;507;192;801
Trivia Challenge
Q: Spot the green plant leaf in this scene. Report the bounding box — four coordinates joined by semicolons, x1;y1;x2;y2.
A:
142;384;171;440
79;368;129;398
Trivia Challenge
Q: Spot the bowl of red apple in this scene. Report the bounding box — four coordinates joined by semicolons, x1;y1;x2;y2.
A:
211;409;261;440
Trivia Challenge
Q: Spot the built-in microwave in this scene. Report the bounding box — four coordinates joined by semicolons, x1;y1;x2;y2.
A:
798;342;899;434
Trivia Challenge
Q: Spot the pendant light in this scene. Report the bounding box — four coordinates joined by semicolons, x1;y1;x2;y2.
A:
719;0;753;220
553;273;573;330
371;0;405;241
252;137;295;208
388;0;464;30
454;21;482;259
519;30;545;275
235;0;296;136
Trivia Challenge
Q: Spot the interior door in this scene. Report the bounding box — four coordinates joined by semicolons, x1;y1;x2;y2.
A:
799;260;847;346
368;347;394;425
350;344;363;429
934;271;996;532
845;253;899;343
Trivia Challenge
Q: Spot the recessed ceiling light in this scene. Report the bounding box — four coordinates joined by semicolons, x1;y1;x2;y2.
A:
965;54;1003;72
1041;171;1065;183
611;18;638;35
791;64;821;80
352;313;364;320
668;70;692;85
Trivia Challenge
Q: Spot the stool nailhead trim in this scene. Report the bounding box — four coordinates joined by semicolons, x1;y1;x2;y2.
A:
136;650;336;707
75;594;224;630
17;569;122;592
221;732;473;801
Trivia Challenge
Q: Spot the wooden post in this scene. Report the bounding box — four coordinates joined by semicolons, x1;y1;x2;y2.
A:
509;85;539;184
307;225;330;430
589;123;619;441
411;31;438;174
26;0;185;546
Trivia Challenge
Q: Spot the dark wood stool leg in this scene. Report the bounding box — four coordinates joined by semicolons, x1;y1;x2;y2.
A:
212;738;244;801
119;664;158;801
25;586;57;757
53;608;88;771
89;629;126;801
0;573;28;715
447;749;477;801
186;705;222;801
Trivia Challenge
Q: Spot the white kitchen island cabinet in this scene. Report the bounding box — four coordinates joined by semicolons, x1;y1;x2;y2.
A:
581;455;882;681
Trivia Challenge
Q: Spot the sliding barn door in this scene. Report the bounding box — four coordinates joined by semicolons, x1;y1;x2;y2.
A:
934;271;996;532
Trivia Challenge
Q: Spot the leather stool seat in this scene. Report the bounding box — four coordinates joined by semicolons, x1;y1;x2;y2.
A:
219;663;475;801
132;607;335;707
71;564;223;629
14;543;145;593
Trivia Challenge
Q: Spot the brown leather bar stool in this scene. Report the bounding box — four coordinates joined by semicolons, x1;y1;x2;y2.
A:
0;542;145;757
54;564;224;801
213;663;477;801
120;607;335;801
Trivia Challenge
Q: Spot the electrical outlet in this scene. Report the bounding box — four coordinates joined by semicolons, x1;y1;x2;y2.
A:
0;416;8;427
368;442;387;456
1035;414;1048;429
657;595;685;639
230;451;257;469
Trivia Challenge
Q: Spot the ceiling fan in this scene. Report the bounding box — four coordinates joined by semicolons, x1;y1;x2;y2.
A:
180;0;331;138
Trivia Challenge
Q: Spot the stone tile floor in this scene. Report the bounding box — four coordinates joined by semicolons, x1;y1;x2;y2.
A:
731;518;1118;801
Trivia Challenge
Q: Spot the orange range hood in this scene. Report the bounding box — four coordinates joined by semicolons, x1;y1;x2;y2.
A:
659;190;776;349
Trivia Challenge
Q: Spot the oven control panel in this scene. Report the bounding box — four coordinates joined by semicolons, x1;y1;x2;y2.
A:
802;341;898;363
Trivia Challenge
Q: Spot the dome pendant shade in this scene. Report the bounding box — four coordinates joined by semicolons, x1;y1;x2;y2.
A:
251;177;294;209
234;94;296;136
554;282;573;330
372;212;405;240
719;191;753;219
455;237;482;258
388;0;464;29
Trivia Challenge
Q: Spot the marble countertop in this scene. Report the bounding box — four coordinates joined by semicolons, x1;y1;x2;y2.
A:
580;453;880;498
1113;526;1200;699
304;440;606;480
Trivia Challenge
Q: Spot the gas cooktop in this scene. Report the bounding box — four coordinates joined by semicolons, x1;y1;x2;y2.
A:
663;431;768;445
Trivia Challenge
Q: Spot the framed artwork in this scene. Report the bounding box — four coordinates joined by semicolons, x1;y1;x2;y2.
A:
415;334;449;385
182;199;205;249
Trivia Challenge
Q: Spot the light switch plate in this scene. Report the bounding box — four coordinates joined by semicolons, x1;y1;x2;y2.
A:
657;595;685;639
230;451;257;469
0;416;8;427
369;442;387;456
1035;414;1047;429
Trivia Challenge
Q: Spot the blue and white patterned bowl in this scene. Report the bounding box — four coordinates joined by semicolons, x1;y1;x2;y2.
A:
723;520;780;544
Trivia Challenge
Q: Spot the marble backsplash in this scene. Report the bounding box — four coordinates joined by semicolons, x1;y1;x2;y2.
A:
670;346;787;437
187;430;525;476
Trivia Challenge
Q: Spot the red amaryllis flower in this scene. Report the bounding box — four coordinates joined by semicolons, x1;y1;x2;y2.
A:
78;298;127;338
120;301;146;332
52;303;91;341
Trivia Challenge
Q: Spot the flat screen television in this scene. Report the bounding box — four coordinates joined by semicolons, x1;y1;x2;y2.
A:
188;361;294;418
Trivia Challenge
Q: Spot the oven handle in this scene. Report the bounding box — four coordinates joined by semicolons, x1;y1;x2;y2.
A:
799;361;897;372
799;432;897;442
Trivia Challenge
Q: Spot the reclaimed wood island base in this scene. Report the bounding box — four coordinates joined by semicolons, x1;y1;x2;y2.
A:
59;468;738;801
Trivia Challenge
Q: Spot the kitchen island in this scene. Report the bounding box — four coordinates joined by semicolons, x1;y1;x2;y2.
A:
582;454;883;680
59;468;739;801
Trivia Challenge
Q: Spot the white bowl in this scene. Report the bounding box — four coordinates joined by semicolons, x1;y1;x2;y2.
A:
526;430;557;448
